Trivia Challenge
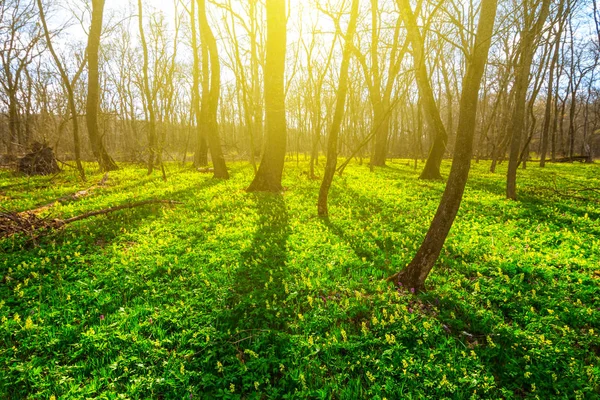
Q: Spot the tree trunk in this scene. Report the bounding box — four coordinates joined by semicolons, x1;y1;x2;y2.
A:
198;0;229;179
137;0;159;176
85;0;118;172
36;0;86;181
540;0;566;167
397;0;448;180
246;0;287;192
389;0;498;291
506;0;550;200
7;93;19;156
371;104;390;167
317;0;359;217
190;0;208;168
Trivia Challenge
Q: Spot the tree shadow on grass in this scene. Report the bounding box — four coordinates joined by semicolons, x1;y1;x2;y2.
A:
316;183;419;281
220;192;291;331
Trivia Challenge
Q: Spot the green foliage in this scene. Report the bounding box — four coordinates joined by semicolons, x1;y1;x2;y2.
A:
0;160;599;399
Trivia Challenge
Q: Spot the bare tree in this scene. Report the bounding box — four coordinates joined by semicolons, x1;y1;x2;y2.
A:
506;0;551;200
197;0;228;179
318;0;359;217
36;0;86;181
85;0;118;171
0;0;43;155
389;0;499;291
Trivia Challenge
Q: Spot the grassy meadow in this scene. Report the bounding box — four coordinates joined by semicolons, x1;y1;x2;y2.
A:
0;159;599;399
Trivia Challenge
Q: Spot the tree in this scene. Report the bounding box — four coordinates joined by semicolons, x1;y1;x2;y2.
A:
36;0;86;181
85;0;118;171
246;0;287;192
506;0;551;200
190;0;208;167
351;1;408;167
540;0;568;167
0;0;43;155
398;0;447;180
317;0;359;217
389;0;499;291
197;0;229;179
137;0;161;178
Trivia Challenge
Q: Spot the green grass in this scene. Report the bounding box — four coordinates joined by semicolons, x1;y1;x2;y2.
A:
1;159;599;399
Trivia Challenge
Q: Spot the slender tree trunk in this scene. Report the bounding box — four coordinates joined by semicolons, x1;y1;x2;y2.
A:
389;0;498;291
398;0;448;180
246;0;287;192
7;93;19;155
198;0;229;179
37;0;86;181
137;0;159;176
540;1;566;167
568;85;577;160
506;0;550;200
85;0;118;172
189;0;208;167
318;0;359;217
371;104;390;167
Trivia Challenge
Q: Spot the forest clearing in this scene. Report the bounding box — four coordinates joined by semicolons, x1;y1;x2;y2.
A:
2;0;600;397
1;160;599;398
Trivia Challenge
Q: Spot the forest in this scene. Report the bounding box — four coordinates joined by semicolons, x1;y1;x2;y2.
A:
1;0;599;398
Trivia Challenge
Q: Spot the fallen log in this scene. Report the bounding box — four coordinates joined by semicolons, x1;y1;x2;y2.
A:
61;200;181;224
24;173;109;215
1;199;181;240
553;155;592;163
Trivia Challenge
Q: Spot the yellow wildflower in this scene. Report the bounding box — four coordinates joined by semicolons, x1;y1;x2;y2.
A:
366;371;376;382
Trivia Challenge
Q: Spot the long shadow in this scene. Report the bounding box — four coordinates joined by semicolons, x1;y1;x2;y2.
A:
220;193;291;331
317;182;426;281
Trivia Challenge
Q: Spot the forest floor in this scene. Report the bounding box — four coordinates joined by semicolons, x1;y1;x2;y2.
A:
0;159;599;399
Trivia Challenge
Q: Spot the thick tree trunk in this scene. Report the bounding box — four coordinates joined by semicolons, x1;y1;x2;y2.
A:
389;0;498;291
85;0;118;172
317;0;359;217
247;0;287;192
